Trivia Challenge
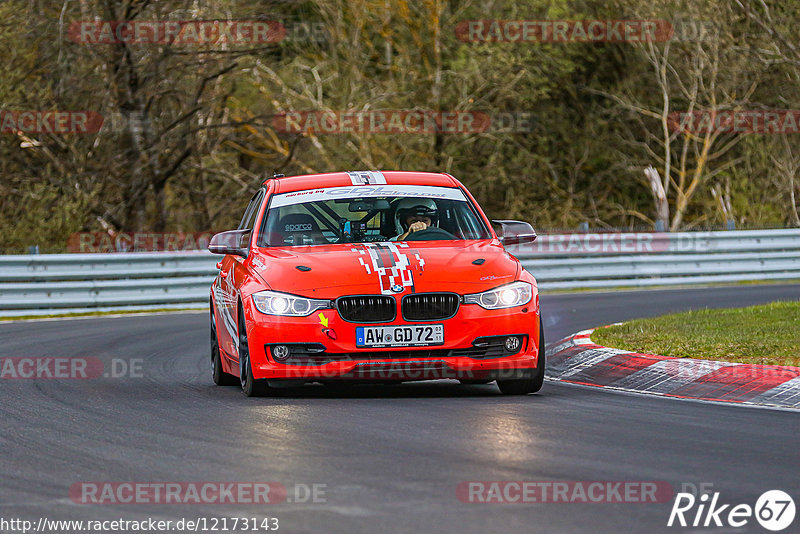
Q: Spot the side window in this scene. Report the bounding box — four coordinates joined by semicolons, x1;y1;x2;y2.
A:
238;190;265;231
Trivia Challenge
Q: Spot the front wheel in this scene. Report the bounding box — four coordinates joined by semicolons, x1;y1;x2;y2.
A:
238;304;269;397
496;316;545;395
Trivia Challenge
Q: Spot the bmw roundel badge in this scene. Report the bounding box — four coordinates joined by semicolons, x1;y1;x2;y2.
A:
391;285;404;293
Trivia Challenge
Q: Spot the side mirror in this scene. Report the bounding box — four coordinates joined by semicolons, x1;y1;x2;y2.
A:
208;230;251;258
492;220;537;246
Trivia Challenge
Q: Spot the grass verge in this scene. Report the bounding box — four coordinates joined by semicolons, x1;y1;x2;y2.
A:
591;300;800;367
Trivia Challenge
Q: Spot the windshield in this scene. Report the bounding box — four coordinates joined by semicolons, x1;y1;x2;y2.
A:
257;185;492;247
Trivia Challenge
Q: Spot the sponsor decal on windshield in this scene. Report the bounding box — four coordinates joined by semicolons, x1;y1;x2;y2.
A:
271;185;466;208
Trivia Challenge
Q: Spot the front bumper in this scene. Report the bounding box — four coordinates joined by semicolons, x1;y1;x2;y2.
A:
242;298;541;382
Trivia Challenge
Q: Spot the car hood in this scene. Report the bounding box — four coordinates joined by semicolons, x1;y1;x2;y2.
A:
249;240;521;298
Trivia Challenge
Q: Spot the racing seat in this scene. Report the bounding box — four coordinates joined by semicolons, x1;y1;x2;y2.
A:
268;213;327;246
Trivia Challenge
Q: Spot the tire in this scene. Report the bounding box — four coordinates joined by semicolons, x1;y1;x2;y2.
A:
211;305;237;386
496;316;545;395
238;303;269;397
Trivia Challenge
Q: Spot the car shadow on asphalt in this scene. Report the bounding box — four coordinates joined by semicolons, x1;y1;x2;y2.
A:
208;380;549;399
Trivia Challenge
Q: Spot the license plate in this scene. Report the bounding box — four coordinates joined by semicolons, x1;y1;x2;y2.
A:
356;324;444;348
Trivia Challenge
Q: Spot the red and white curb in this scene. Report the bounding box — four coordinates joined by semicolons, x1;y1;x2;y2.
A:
545;329;800;410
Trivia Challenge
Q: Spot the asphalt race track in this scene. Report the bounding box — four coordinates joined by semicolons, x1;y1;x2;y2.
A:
1;285;799;534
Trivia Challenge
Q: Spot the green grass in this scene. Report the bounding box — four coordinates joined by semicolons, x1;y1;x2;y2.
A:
0;308;204;321
591;301;800;367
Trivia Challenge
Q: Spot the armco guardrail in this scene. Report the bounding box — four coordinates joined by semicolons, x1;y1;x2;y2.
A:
1;229;799;317
513;228;800;289
0;252;218;317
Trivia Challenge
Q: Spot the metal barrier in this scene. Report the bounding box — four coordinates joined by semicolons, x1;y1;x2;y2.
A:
513;229;800;289
1;229;799;317
0;252;217;317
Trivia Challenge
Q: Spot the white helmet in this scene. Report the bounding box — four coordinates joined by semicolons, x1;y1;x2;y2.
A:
394;198;439;234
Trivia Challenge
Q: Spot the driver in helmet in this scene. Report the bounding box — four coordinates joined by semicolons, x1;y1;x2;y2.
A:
391;198;439;241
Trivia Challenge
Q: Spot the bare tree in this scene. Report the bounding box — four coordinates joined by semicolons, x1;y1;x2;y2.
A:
597;2;760;230
768;136;800;227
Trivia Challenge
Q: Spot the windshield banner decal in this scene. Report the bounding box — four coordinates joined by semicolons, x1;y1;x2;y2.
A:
271;185;466;208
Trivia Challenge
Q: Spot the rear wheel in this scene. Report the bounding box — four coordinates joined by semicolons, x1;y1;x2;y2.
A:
211;305;237;386
238;304;269;397
496;316;545;395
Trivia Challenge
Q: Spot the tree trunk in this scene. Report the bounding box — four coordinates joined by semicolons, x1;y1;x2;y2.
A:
644;166;669;230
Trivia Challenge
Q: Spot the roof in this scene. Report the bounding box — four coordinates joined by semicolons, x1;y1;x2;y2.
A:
266;171;460;194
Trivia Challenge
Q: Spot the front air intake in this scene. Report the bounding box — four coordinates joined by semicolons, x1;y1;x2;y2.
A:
402;293;460;321
336;295;396;323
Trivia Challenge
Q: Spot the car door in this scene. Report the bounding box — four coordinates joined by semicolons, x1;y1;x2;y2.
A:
215;189;265;359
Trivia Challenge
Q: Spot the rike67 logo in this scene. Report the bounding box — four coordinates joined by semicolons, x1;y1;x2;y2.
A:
668;489;795;531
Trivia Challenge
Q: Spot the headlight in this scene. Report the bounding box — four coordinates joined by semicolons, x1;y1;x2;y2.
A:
464;281;532;310
251;290;330;317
